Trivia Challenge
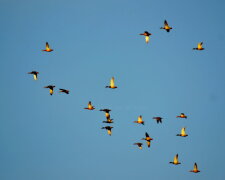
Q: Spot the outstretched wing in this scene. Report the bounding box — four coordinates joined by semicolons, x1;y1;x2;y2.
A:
164;20;168;26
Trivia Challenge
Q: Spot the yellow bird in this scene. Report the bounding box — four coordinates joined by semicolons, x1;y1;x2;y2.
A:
176;127;188;137
160;20;172;32
99;109;111;119
84;101;95;110
139;31;152;43
141;132;153;148
189;163;200;173
176;113;187;119
28;71;39;80
169;154;181;165
42;42;53;52
193;42;204;50
101;126;113;136
105;77;117;89
134;143;143;150
44;85;55;96
134;115;144;125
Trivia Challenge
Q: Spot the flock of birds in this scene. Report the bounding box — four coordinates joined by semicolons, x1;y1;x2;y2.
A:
28;20;204;174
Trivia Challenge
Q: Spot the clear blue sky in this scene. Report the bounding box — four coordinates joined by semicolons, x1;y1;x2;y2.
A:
1;0;225;179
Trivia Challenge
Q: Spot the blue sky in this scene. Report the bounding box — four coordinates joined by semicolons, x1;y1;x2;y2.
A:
1;0;225;179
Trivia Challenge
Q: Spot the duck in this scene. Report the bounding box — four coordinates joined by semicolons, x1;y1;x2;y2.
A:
153;117;163;124
44;85;55;95
141;132;153;148
101;126;113;136
189;163;200;173
42;42;53;52
59;88;69;94
193;42;204;50
160;20;172;32
169;154;181;165
28;71;39;80
139;31;152;43
176;113;187;119
134;143;143;149
99;109;111;119
105;77;117;89
102;117;114;124
84;101;95;110
176;127;188;137
134;115;144;125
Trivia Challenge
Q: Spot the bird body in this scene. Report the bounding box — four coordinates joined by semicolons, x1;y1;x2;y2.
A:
100;109;111;118
177;127;188;137
44;85;55;95
193;42;204;50
190;163;200;173
84;101;95;110
170;154;181;165
105;77;117;89
160;20;172;32
134;115;144;125
42;42;53;52
28;71;39;80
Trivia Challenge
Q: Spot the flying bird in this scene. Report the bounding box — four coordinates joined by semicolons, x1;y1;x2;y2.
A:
84;101;95;110
139;31;152;43
176;127;188;137
101;126;113;136
103;117;114;124
134;115;144;125
189;163;200;173
59;88;69;94
169;154;181;165
176;113;187;119
193;42;204;50
134;143;143;150
42;42;53;52
141;132;153;148
105;77;117;89
100;109;111;119
28;71;39;80
160;20;172;32
44;85;55;96
153;117;163;124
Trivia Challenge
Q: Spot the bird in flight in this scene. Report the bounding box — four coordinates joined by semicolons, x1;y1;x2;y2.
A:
28;71;39;80
176;113;187;119
101;126;113;136
84;101;95;110
160;20;172;32
100;109;111;119
141;132;153;148
103;117;114;124
134;115;144;125
59;88;69;94
153;117;163;124
139;31;152;43
176;127;188;137
169;154;181;165
134;143;143;150
105;77;117;89
193;42;204;50
42;42;53;52
44;85;55;96
189;163;200;173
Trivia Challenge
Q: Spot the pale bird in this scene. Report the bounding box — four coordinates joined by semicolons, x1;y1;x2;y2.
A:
105;77;117;89
160;20;172;32
189;163;200;173
139;31;152;43
134;115;144;125
101;126;113;136
84;101;95;110
28;71;39;80
42;42;53;52
141;132;153;148
193;42;204;50
44;85;55;96
169;154;181;165
176;127;188;137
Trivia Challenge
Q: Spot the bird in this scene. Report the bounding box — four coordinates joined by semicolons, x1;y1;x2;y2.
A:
193;42;204;50
189;163;200;173
44;85;55;96
28;71;39;80
42;42;53;52
59;88;69;94
176;127;188;137
101;126;113;136
169;154;181;165
134;143;143;149
84;101;95;110
103;117;114;124
99;109;111;119
134;115;144;125
176;113;187;119
105;77;117;89
153;117;163;124
139;31;152;43
160;20;172;32
141;132;153;148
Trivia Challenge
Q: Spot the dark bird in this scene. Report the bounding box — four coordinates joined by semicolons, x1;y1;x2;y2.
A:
100;109;111;119
103;117;114;124
59;88;69;94
134;143;143;150
44;85;55;95
101;126;113;136
28;71;39;80
160;20;172;32
141;132;153;148
153;117;163;124
139;31;152;43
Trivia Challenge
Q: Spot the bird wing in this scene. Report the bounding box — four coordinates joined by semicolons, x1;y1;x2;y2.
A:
194;163;198;171
46;42;50;50
145;132;149;137
164;20;168;26
198;42;203;49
